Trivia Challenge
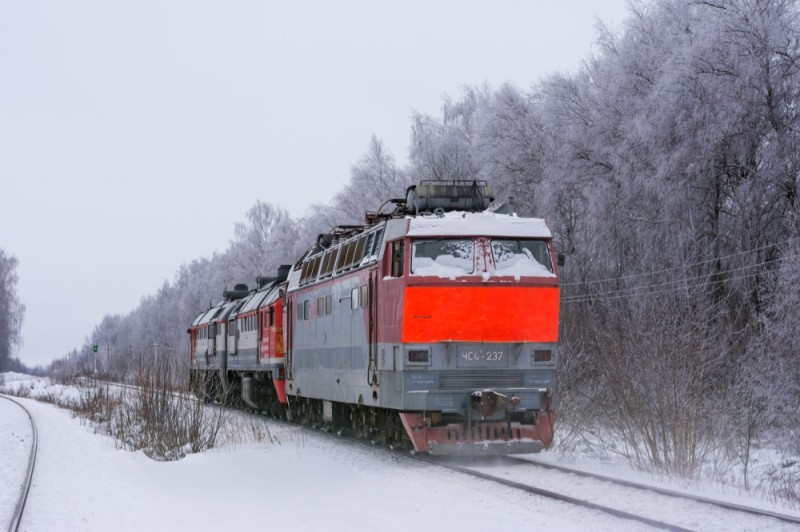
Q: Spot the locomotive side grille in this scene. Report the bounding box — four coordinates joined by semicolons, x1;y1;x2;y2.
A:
439;371;524;390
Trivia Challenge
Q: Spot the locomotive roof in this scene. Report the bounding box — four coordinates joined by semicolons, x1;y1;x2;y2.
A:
217;299;243;321
192;305;223;327
406;211;552;238
239;284;280;313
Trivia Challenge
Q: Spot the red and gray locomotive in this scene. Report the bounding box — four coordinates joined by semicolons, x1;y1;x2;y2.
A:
189;181;561;455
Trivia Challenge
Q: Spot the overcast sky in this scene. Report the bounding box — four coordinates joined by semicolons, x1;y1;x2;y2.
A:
1;0;629;367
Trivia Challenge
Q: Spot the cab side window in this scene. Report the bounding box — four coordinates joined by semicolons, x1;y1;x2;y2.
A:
390;240;404;277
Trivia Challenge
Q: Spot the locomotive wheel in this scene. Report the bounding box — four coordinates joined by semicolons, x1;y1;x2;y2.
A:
193;371;222;403
225;376;243;408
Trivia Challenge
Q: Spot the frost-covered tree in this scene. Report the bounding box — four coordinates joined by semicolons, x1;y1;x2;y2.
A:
0;249;25;371
409;85;550;216
300;136;409;248
227;201;301;282
529;0;800;473
331;135;409;223
749;240;800;453
409;88;487;183
474;84;546;216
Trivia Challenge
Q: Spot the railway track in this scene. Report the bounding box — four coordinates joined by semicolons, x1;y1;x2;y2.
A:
0;395;38;532
513;456;800;527
416;454;800;531
415;453;693;531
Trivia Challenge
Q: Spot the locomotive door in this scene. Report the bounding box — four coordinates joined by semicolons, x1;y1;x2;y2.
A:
285;296;294;379
208;323;216;361
367;270;378;386
257;308;264;365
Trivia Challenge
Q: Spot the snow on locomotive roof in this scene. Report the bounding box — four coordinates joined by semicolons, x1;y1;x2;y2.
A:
407;211;552;238
192;306;221;326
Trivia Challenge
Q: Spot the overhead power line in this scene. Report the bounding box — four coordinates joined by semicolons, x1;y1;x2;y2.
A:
561;252;797;304
560;236;800;289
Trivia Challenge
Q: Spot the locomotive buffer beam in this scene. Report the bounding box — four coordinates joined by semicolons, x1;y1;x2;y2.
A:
401;388;550;456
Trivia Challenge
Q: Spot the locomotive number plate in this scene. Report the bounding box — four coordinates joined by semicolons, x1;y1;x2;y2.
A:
456;346;508;368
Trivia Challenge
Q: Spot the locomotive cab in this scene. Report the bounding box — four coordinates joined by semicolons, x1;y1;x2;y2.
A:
380;209;560;454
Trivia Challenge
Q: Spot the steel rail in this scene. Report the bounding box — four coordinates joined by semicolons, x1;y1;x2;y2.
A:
1;395;38;532
513;456;800;527
413;454;694;531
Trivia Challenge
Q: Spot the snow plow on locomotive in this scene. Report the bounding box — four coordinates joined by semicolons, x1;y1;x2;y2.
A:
189;180;561;455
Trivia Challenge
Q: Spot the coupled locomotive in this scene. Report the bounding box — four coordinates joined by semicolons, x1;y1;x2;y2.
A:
189;181;561;455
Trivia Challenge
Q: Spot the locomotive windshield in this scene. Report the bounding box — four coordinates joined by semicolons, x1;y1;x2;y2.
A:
410;238;554;277
411;239;475;276
491;239;553;275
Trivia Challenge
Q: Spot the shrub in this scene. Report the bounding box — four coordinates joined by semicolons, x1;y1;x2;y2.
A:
109;357;227;460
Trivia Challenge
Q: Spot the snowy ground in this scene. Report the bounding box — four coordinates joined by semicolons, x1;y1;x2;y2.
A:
0;394;33;524
1;373;798;531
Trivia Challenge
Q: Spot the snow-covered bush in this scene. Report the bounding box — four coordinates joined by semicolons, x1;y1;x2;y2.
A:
109;357;227;460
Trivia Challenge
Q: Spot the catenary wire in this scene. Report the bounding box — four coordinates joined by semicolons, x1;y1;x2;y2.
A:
560;253;796;303
559;235;800;288
561;268;775;304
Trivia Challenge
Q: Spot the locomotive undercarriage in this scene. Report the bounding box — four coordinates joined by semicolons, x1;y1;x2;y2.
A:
190;369;287;418
190;368;553;455
266;391;552;456
189;369;222;403
191;368;413;447
289;396;411;449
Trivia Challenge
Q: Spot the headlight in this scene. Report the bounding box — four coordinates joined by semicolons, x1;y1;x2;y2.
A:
532;349;552;363
408;349;430;364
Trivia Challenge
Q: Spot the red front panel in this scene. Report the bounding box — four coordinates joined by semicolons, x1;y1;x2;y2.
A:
401;285;559;343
